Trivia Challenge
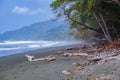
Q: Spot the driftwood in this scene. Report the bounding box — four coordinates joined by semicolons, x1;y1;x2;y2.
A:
101;54;120;63
84;48;104;53
88;56;102;63
88;52;120;64
25;54;56;62
63;53;88;57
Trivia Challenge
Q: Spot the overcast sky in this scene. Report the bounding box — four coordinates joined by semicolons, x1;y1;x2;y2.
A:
0;0;54;33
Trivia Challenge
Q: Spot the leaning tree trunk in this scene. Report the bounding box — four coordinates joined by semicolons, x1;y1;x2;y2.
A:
93;12;113;43
99;12;113;42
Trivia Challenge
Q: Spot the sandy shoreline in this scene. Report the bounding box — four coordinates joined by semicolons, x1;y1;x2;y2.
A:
0;45;79;80
0;45;77;65
0;44;120;80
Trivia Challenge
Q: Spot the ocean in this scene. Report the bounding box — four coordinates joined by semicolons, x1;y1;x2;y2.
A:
0;40;82;57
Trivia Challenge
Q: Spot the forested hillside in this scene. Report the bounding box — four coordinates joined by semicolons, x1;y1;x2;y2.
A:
0;20;73;41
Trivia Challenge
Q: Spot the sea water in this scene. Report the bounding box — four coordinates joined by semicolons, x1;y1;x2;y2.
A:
0;40;82;57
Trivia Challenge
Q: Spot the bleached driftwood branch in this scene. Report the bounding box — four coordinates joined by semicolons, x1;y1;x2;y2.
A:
25;54;56;62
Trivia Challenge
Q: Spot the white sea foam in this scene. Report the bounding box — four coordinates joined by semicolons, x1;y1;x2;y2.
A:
0;41;49;45
0;47;21;51
0;40;82;56
0;41;66;51
28;45;41;48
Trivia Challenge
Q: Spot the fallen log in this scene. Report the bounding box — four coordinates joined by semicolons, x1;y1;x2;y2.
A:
25;54;56;62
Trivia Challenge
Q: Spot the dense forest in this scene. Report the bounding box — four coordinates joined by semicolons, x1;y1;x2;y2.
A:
50;0;120;43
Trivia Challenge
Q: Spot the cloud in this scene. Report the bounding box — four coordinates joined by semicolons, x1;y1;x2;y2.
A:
12;6;28;14
12;6;45;15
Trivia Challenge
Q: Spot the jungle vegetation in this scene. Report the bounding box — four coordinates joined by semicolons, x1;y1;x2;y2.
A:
50;0;120;43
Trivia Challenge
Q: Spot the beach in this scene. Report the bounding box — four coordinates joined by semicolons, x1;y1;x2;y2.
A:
0;44;79;80
0;44;120;80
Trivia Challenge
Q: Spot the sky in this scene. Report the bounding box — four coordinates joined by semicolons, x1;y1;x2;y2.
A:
0;0;55;33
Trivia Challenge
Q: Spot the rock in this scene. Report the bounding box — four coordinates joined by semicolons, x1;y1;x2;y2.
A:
62;70;71;75
66;48;74;50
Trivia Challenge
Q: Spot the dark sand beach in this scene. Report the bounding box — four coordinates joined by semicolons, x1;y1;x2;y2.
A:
0;45;79;80
0;44;120;80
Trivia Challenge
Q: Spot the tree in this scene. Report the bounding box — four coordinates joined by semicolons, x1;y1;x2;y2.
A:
50;0;100;32
50;0;120;43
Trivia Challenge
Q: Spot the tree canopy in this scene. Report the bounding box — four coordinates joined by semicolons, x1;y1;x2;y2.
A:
50;0;120;43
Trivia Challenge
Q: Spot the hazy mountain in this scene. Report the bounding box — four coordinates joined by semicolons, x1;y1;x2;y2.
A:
0;20;74;41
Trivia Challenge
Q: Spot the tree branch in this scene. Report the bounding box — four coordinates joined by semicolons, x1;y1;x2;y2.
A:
63;8;102;33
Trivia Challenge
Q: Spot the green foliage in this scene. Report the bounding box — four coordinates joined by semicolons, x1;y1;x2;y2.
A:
50;0;61;8
81;0;88;12
70;29;89;39
87;0;95;11
50;0;120;41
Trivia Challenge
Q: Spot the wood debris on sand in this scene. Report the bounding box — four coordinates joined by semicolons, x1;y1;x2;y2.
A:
25;54;56;62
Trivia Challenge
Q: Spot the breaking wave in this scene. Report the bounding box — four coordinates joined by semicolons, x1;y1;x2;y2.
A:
0;40;82;56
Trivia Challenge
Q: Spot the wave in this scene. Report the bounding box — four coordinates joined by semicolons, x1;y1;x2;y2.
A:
0;41;50;45
0;40;82;56
28;45;42;48
0;47;21;51
0;41;69;51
